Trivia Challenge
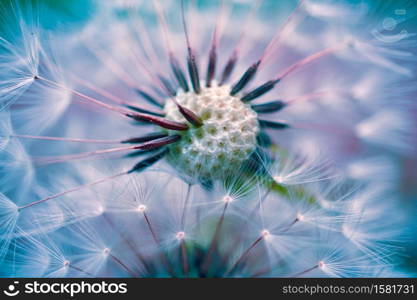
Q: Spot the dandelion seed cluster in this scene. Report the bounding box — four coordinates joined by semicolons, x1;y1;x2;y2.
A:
164;83;259;179
0;0;416;278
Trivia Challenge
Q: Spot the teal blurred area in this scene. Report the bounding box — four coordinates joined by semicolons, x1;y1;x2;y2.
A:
0;0;95;34
0;0;416;33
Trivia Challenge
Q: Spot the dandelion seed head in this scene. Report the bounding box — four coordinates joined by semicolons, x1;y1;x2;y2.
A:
164;83;259;180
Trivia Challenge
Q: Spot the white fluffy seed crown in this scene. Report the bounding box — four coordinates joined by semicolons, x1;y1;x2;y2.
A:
164;83;260;179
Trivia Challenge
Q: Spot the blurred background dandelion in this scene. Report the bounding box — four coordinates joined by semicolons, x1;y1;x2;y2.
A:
0;0;416;277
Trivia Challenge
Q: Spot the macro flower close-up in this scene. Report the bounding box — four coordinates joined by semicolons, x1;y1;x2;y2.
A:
0;0;416;279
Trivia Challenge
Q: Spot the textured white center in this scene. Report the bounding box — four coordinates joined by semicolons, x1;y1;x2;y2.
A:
164;83;260;180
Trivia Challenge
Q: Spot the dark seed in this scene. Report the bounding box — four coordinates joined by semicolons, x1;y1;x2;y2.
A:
127;113;189;131
259;119;290;129
133;134;181;150
178;105;203;127
125;148;160;158
220;52;237;85
230;60;260;96
134;89;163;108
256;132;272;147
241;79;280;102
170;54;189;92
121;132;168;144
128;149;168;173
159;75;177;97
206;45;217;87
187;48;201;94
126;105;164;117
